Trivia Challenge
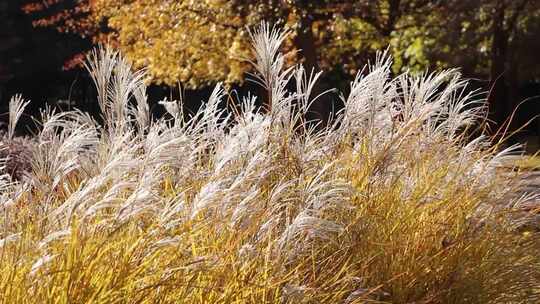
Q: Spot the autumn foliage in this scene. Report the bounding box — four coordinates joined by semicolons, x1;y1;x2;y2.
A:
21;0;441;87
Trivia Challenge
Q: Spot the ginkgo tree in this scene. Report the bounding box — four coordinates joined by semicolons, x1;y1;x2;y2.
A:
22;0;439;88
21;0;540;127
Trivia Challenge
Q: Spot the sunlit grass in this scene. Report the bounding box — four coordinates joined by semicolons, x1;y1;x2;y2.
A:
513;155;540;171
0;23;539;303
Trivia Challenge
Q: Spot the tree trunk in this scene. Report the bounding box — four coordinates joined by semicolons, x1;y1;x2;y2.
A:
383;0;402;37
294;14;318;71
294;13;330;124
488;1;509;128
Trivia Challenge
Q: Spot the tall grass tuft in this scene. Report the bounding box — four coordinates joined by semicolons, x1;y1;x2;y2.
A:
0;23;539;303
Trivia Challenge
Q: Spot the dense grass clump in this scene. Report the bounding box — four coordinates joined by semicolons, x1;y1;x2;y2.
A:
0;24;539;303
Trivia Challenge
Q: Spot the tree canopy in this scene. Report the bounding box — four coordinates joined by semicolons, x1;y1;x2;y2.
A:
21;0;540;126
21;1;444;87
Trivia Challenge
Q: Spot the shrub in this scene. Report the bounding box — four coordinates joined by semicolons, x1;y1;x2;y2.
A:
0;135;34;181
0;23;538;303
0;96;34;181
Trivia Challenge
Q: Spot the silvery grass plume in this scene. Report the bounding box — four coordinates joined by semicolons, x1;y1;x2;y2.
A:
84;46;148;136
8;94;30;141
247;22;292;114
30;108;99;198
0;96;32;180
0;153;10;194
0;21;537;303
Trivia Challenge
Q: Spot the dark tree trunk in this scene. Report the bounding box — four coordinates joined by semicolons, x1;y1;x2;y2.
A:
294;15;318;71
294;13;330;124
488;1;509;128
383;0;402;37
